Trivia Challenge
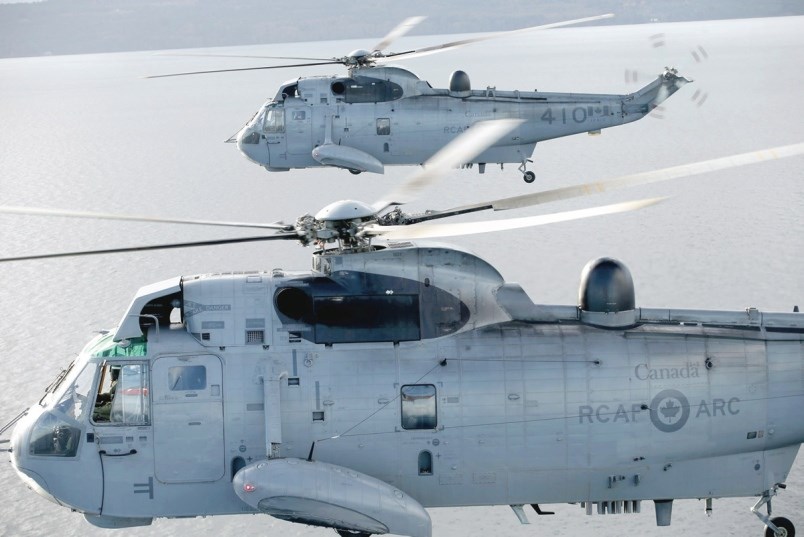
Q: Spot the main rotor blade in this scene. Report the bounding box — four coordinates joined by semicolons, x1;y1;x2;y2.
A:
372;119;524;213
363;198;663;240
0;234;298;263
372;16;427;53
376;13;614;63
155;52;336;61
415;141;804;222
0;206;291;230
145;60;341;79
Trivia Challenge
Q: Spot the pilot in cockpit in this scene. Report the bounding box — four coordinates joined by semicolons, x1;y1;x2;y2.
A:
92;367;119;422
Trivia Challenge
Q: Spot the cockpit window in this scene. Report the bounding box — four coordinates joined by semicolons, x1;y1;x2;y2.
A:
29;413;81;457
92;362;150;425
263;106;285;134
55;362;97;422
241;131;260;145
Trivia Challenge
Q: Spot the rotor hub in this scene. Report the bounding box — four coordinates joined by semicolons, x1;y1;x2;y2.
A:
346;49;374;66
291;200;380;249
315;200;376;221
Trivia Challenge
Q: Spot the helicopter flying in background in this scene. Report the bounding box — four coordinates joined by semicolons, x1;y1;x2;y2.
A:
150;15;691;182
2;123;804;537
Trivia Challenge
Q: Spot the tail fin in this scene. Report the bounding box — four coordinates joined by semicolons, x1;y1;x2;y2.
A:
624;68;691;115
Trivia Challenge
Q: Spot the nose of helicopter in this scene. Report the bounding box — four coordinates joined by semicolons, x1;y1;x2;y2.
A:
8;408;60;505
236;126;270;167
10;411;31;470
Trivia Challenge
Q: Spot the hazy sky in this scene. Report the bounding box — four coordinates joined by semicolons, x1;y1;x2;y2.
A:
3;0;804;59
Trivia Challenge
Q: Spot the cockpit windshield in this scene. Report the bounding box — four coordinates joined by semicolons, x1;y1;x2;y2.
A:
39;360;76;407
53;362;97;422
27;333;151;458
30;359;96;457
38;332;145;409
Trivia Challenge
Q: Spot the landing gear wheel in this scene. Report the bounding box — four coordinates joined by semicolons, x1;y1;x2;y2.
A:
348;169;362;175
765;517;795;537
336;531;371;537
523;171;535;183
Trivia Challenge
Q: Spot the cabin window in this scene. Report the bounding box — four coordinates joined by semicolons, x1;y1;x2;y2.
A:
168;365;206;391
401;384;437;430
376;118;391;135
92;362;150;426
291;110;306;121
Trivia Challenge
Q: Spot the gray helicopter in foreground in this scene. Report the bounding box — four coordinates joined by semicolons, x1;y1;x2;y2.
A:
152;15;691;183
1;122;803;537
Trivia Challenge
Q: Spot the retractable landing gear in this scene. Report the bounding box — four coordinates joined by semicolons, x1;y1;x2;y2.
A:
518;158;535;183
752;485;796;537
